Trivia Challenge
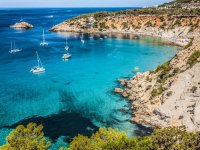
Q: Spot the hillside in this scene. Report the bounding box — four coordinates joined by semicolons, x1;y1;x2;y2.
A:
50;0;200;45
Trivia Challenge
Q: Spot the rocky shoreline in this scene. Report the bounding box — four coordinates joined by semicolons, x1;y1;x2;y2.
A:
50;7;200;131
50;14;200;46
115;37;200;131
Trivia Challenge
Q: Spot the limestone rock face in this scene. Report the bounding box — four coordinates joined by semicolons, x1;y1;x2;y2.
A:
10;22;33;29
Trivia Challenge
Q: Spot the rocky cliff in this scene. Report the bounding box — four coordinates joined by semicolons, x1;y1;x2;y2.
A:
115;37;200;131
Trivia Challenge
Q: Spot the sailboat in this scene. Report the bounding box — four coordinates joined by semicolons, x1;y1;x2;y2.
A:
30;51;45;73
20;16;23;22
62;53;71;60
89;35;94;40
65;39;69;51
9;41;22;53
63;39;72;60
40;30;48;46
81;33;85;44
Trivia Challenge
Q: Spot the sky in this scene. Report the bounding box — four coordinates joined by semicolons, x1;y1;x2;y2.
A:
0;0;172;8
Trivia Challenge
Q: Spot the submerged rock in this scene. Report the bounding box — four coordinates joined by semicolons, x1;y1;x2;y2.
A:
10;22;33;29
114;88;123;94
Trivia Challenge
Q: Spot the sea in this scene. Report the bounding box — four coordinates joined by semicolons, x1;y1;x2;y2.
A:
0;8;179;149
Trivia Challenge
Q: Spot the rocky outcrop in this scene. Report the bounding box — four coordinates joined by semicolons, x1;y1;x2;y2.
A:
10;22;33;29
115;38;200;131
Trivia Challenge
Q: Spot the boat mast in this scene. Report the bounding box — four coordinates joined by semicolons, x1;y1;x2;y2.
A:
11;41;12;50
36;51;40;67
36;51;43;67
13;40;16;49
43;30;45;43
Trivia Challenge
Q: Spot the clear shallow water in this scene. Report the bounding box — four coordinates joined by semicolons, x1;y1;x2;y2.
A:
0;8;178;148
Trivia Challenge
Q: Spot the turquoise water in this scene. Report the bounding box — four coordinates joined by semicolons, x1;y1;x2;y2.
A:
0;8;179;148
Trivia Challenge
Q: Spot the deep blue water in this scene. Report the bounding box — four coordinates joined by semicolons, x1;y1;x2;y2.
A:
0;8;179;149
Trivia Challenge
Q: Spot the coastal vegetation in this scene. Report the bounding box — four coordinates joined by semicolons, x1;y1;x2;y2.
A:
1;123;200;150
0;123;51;150
66;0;200;23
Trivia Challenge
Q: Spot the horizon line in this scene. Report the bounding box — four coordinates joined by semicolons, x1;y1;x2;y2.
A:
0;6;141;9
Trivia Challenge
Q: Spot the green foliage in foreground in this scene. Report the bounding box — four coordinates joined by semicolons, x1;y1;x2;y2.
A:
187;50;200;67
62;126;200;150
0;123;51;150
1;123;200;150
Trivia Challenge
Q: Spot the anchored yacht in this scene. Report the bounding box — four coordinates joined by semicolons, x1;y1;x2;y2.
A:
40;30;48;46
9;41;22;53
30;51;45;74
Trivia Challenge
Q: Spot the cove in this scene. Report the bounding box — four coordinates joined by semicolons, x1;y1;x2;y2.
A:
0;8;179;146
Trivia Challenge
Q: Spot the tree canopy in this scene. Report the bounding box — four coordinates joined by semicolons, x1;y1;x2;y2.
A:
62;126;200;150
0;123;51;150
1;123;200;150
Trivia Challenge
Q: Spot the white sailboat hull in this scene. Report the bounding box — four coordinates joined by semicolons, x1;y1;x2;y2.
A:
9;49;22;53
62;53;71;59
40;42;48;46
81;39;85;44
30;66;45;73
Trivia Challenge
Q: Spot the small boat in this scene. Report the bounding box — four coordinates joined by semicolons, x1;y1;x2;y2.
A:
62;53;71;60
9;41;22;53
89;36;94;40
65;39;69;51
100;37;103;40
30;51;45;74
81;33;85;44
81;39;85;44
20;16;23;22
40;30;48;46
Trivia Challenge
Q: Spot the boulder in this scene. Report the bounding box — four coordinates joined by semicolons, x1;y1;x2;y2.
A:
114;88;123;93
122;92;128;98
118;79;126;86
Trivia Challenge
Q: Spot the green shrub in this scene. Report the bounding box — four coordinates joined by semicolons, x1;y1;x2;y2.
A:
184;38;194;49
2;123;200;150
145;21;153;27
151;61;170;74
191;86;198;93
187;51;200;67
151;85;164;98
0;123;51;150
111;23;117;29
121;22;129;29
63;126;200;150
99;22;109;29
174;18;181;26
67;128;127;150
